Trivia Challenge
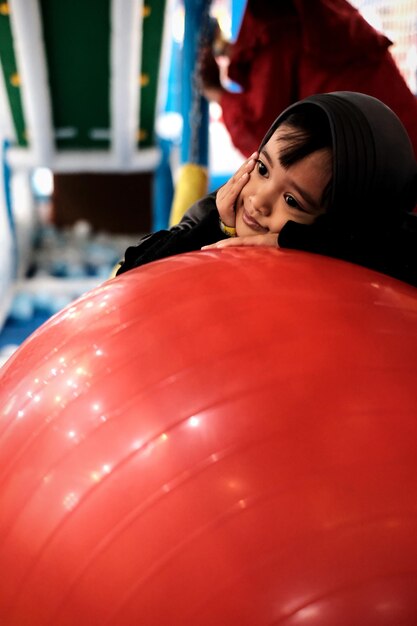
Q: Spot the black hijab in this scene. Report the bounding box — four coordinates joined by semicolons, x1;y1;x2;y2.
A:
260;91;417;286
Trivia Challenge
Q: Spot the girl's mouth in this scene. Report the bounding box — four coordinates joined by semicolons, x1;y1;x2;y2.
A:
242;210;268;233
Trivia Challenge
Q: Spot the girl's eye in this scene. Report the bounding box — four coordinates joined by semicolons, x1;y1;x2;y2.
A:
285;194;307;212
257;160;268;177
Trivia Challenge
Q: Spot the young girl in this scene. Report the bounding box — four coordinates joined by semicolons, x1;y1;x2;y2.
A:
117;91;417;287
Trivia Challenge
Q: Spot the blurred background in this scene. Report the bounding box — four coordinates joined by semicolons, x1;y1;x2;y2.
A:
1;0;417;366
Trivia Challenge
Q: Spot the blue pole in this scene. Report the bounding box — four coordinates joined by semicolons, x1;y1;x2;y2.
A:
152;36;181;231
181;0;209;167
153;1;210;229
152;137;174;231
1;139;17;276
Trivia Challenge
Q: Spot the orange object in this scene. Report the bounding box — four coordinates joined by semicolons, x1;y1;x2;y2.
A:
1;248;417;625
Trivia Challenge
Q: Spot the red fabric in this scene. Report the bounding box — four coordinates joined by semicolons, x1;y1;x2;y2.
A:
221;0;417;158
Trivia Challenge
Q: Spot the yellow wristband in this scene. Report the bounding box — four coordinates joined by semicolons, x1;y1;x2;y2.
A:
219;220;237;237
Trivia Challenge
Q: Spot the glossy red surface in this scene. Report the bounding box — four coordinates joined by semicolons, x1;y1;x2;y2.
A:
1;248;417;625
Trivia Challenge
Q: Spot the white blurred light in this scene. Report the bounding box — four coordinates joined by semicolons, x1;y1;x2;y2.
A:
32;167;53;197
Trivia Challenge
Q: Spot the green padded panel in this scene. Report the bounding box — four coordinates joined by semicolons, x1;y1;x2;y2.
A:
138;0;166;148
0;3;28;147
0;1;165;154
39;0;111;150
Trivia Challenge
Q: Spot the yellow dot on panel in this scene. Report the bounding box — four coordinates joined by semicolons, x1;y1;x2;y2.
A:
10;72;20;87
143;5;151;18
137;129;148;142
0;3;10;16
140;73;150;87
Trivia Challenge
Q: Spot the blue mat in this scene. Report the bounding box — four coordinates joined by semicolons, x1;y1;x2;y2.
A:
0;311;51;350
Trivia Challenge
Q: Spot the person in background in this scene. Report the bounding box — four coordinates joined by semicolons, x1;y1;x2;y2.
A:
117;91;417;288
200;0;417;158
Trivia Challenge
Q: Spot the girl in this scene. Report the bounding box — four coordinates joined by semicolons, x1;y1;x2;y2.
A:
117;91;417;287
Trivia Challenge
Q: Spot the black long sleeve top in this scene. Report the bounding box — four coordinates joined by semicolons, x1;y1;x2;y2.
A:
116;192;227;275
116;187;417;288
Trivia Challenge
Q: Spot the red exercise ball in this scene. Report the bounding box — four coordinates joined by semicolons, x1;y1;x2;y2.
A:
1;248;417;626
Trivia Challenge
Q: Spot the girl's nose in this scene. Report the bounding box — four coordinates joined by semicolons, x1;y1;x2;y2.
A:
251;194;271;217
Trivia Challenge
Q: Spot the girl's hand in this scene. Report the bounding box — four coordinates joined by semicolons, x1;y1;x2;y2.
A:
216;152;258;227
202;232;279;250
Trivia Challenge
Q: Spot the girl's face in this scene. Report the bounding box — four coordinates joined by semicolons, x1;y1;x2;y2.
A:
235;126;332;237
